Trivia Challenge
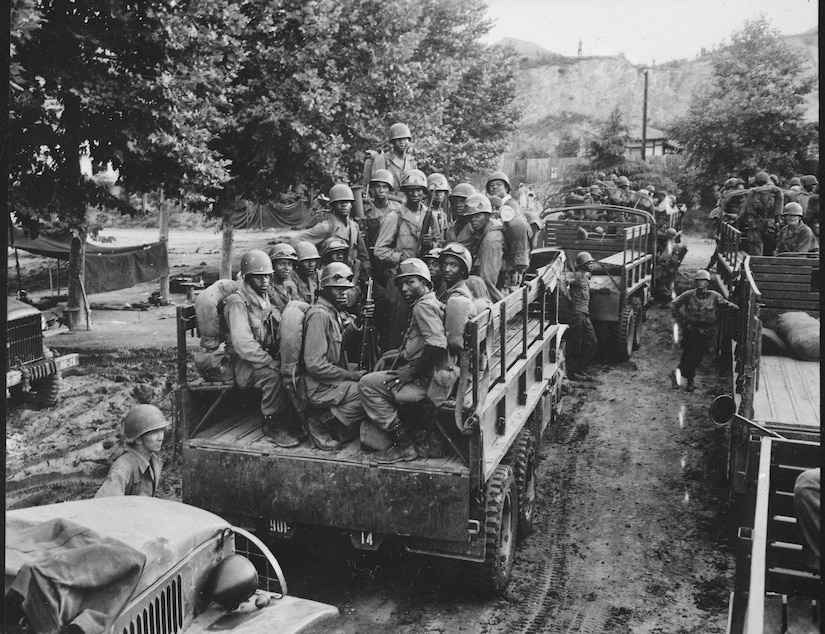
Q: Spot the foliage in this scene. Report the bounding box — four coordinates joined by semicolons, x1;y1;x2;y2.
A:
554;131;580;158
670;17;818;206
587;107;629;170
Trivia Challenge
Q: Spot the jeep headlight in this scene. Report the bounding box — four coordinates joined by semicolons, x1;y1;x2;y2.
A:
202;554;258;610
41;314;47;331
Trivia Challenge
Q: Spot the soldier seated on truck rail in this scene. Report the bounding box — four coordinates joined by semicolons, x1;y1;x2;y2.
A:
774;202;818;255
359;258;449;464
96;405;170;498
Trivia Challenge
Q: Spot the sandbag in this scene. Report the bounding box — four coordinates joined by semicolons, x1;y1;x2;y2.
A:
760;327;789;357
279;300;311;379
775;312;820;360
194;279;239;351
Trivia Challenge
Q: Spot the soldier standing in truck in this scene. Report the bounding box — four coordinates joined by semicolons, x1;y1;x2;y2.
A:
362;122;417;195
738;171;783;256
460;193;504;301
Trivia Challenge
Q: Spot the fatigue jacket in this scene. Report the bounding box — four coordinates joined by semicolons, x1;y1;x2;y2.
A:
373;204;425;266
224;281;278;370
502;212;531;270
95;448;162;498
371;150;417;193
268;279;301;313
469;219;505;295
437;279;472;304
303;297;357;391
566;270;591;314
292;215;369;269
671;289;737;333
401;291;447;368
774;222;818;255
292;271;318;305
363;199;401;247
742;185;784;221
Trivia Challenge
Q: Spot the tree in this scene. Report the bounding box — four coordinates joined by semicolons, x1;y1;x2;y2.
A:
671;17;818;205
554;131;580;158
588;107;629;170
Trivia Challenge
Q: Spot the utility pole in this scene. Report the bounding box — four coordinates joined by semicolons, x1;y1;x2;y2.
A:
641;69;649;162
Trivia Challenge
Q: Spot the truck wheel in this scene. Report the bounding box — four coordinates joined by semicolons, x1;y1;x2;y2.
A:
630;297;644;351
509;430;537;537
31;373;61;409
616;306;636;361
471;464;518;595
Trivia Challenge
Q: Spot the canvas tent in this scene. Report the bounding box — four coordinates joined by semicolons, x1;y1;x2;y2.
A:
9;226;168;295
230;199;317;230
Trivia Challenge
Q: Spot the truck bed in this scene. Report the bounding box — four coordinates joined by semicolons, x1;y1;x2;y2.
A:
749;356;820;429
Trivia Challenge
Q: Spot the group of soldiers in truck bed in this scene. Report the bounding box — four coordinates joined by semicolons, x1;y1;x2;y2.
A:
223;122;548;465
711;170;819;256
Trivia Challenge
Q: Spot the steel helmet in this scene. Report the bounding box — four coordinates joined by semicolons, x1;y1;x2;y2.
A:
423;247;442;261
320;237;349;258
203;554;258;609
754;171;770;185
388;122;412;140
319;262;355;289
666;228;678;239
427;172;450;192
240;249;274;276
769;173;779;185
439;242;472;276
401;169;428;190
646;185;655;193
395;257;432;286
724;177;739;188
801;175;818;187
574;251;595;268
617;176;630;187
268;243;298;261
788;176;802;187
449;183;476;199
329;183;355;204
694;269;711;281
486;171;511;193
295;241;320;261
782;202;804;216
369;168;395;189
463;193;493;216
123;404;169;443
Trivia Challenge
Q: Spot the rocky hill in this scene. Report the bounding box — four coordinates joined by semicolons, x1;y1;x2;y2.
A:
499;27;819;155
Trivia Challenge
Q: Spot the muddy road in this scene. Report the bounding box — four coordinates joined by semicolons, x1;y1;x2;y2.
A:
6;231;731;632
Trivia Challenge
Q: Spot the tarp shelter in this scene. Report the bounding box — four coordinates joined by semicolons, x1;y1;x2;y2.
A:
9;226;168;295
230;199;317;230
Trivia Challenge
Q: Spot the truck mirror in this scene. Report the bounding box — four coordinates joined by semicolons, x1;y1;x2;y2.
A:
709;394;736;424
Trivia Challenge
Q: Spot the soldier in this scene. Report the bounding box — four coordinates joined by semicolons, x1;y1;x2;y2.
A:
266;243;302;312
774;202;818;255
224;250;301;447
460;193;505;301
363;122;417;194
320;237;349;265
565;185;588;207
565;252;599;381
96;405;169;497
486;171;520;212
293;241;320;304
423;246;444;293
427;172;450;243
669;269;738;392
292;184;370;286
359;258;448;464
362;169;400;254
302;263;371;450
608;175;633;206
799;174;819;223
445;182;475;243
436;242;473;303
499;205;531;288
738;171;783;255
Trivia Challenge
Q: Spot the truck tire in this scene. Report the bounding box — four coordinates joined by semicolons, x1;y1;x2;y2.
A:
630;297;644;351
508;429;537;537
471;464;518;595
616;305;636;361
31;372;61;409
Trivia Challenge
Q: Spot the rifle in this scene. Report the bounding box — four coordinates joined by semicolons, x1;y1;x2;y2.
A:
359;277;377;370
418;189;436;257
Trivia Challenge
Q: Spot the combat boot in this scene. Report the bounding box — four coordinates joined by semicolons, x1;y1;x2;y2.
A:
685;379;695;393
305;410;343;451
263;414;302;448
371;421;417;465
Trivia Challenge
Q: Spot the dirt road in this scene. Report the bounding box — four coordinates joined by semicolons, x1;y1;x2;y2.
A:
6;231;731;632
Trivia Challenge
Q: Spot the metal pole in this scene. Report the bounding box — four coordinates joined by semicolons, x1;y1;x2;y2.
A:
159;188;170;301
641;69;649;161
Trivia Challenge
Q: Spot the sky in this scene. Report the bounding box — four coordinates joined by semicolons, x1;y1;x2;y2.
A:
483;0;818;65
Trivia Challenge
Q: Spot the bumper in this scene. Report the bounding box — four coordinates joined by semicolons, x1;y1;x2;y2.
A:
6;353;80;388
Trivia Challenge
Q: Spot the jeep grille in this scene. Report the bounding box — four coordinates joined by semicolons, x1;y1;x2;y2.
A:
7;314;44;365
121;575;183;634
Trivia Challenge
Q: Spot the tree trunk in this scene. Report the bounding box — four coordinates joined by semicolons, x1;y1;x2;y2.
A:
220;199;235;280
67;231;92;330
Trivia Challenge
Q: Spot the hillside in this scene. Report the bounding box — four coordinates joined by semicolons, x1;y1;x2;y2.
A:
503;27;819;155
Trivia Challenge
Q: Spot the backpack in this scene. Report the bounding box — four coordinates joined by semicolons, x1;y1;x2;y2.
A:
747;186;780;219
279;300;312;410
193;279;240;382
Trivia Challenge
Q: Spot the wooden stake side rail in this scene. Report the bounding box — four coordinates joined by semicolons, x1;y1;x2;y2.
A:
717;222;745;292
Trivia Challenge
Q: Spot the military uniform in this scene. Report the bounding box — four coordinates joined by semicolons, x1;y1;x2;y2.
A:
369;150;417;195
774;221;818;255
292;215;369;275
95;448;162;497
268;278;301;313
292;270;318;304
565;270;598;377
739;184;784;255
302;297;366;428
501;210;531;287
458;219;505;301
224;281;286;417
359;290;447;430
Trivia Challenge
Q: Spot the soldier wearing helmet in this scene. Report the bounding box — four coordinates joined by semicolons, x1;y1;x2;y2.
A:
499;203;531;289
363;122;418;195
427;173;450;243
669;269;737;392
458;193;505;301
446;182;476;242
224;249;302;447
96;404;170;497
301;262;372;450
266;243;301;312
739;170;783;255
486;171;520;213
437;242;473;302
565;252;598;381
359;258;448;464
363;169;402;256
774;202;818;255
292;183;370;287
293;241;320;304
423;246;444;291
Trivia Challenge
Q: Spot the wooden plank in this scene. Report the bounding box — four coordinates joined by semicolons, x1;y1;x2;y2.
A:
756;281;815;292
598;252;626;266
768;515;801;545
766;567;822;597
752;356;820;428
761;298;820;311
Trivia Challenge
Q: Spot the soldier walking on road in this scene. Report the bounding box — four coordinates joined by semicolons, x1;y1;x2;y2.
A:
669;269;738;393
565;252;599;381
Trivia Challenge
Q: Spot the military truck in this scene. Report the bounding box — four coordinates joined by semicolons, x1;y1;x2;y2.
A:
710;253;821;633
5;497;339;634
176;255;568;594
536;200;656;360
6;296;79;408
